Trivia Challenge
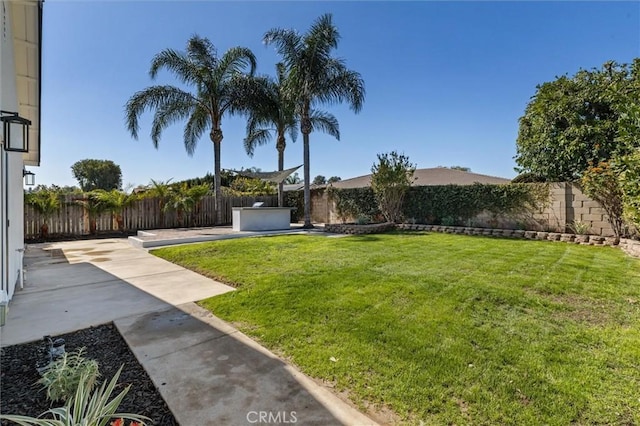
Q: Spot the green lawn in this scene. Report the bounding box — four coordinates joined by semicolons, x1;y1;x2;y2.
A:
153;232;640;425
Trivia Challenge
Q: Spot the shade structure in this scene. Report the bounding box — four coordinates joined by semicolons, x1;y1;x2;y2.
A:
231;165;302;184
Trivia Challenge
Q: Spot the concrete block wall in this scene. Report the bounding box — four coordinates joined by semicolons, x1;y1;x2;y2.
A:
312;183;617;237
533;183;615;236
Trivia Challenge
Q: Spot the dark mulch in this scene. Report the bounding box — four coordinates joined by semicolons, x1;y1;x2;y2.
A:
25;231;137;244
0;323;178;425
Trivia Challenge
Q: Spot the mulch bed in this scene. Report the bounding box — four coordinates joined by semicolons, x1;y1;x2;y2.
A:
0;323;177;425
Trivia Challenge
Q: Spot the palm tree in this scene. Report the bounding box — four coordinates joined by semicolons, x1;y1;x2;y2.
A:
74;192;110;235
92;189;137;233
125;35;257;224
264;14;365;228
242;64;340;207
25;190;61;239
146;178;173;227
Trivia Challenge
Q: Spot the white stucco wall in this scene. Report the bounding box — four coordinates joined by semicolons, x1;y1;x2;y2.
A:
1;1;26;301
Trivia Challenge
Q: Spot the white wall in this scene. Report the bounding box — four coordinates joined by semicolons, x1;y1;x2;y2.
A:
1;1;26;301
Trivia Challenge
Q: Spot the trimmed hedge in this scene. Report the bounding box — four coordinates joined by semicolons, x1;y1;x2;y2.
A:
329;183;548;225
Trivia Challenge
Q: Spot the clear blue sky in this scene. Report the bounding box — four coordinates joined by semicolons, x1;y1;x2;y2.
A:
33;1;639;188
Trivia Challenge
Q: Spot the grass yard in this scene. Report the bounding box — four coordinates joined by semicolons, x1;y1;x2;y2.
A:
153;232;640;425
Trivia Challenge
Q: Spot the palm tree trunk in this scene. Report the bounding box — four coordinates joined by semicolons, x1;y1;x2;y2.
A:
211;126;223;225
277;134;285;208
301;112;313;229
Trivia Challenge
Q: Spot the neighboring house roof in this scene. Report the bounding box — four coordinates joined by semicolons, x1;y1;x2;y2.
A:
329;168;511;189
282;182;326;192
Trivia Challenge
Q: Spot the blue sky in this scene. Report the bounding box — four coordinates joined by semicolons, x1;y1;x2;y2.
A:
34;1;639;188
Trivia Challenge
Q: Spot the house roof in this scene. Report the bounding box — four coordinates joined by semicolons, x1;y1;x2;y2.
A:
329;167;511;189
11;0;42;166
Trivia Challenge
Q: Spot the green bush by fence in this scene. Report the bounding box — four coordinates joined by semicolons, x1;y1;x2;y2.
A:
329;183;548;225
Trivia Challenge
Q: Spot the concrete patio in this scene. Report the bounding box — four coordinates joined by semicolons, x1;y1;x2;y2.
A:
0;237;377;425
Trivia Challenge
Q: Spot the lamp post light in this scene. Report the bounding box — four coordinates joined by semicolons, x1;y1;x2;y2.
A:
1;110;31;153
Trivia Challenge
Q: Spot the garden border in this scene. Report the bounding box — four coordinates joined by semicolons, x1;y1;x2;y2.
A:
324;222;640;258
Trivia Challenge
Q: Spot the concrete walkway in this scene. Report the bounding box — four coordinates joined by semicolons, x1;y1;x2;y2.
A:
0;237;377;426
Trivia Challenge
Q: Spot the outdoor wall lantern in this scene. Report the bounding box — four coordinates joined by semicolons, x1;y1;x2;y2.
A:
23;170;35;186
1;110;31;153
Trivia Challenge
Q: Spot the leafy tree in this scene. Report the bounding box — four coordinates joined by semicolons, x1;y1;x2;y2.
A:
25;190;61;239
125;35;257;224
229;177;276;195
371;151;416;223
91;189;137;232
581;161;625;237
241;64;339;207
515;60;640;181
265;13;365;228
312;175;326;185
71;159;122;191
284;172;301;185
328;176;341;184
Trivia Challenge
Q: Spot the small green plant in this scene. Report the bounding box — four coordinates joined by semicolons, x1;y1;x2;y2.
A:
568;220;592;235
38;348;100;402
1;366;150;426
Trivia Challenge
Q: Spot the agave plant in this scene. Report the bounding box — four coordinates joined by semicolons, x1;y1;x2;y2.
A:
0;366;150;426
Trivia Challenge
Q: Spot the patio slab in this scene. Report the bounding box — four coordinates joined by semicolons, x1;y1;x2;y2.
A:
1;236;378;426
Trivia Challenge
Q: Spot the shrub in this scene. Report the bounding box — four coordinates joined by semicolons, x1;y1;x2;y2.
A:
618;150;640;234
581;161;625;237
1;366;150;426
371;152;416;223
38;348;100;402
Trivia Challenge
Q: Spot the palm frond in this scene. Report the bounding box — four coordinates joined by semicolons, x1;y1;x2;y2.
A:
183;104;210;155
125;85;198;141
151;98;197;149
186;35;218;70
149;48;200;86
244;128;273;157
309;110;340;140
216;47;257;84
263;28;303;72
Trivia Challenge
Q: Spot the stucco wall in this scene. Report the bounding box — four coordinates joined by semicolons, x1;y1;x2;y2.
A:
1;1;26;300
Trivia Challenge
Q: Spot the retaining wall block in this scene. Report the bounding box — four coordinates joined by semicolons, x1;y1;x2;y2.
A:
547;233;562;241
574;235;590;244
560;233;575;243
524;231;538;239
536;232;549;240
512;230;526;238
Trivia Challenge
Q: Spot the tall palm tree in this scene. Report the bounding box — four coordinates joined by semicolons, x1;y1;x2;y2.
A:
125;35;257;224
242;64;340;206
264;14;365;228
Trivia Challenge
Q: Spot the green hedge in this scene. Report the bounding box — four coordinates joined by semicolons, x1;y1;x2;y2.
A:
329;183;548;224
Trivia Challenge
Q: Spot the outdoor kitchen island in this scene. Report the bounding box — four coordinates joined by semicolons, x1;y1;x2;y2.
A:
231;206;293;231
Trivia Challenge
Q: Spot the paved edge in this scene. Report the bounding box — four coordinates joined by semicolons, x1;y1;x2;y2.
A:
114;303;379;426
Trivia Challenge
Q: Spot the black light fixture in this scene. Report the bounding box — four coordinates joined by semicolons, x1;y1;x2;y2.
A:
1;110;31;153
23;169;35;186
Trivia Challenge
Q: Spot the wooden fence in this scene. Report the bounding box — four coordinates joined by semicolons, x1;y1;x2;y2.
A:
24;194;278;239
